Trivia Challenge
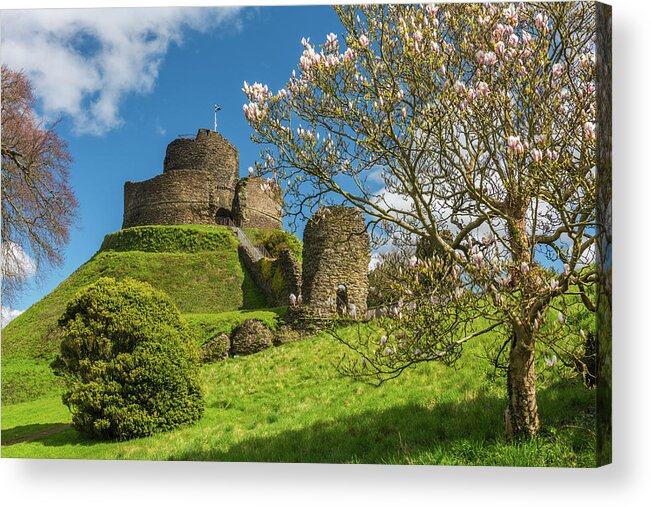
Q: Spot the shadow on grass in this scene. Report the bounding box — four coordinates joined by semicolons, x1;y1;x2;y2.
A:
170;381;595;464
2;423;73;447
171;394;507;464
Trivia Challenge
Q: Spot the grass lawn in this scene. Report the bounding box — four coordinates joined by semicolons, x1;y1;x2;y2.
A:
1;325;596;466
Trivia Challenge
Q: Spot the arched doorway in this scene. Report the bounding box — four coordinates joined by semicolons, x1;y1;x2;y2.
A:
336;283;348;316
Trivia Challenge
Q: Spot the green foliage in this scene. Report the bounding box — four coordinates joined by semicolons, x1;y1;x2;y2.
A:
99;225;237;253
3;326;595;465
230;319;274;356
244;228;303;261
185;309;285;345
2;226;267;368
51;277;204;441
256;257;287;297
200;334;230;363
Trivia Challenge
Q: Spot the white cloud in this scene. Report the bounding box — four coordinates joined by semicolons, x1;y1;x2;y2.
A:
1;307;24;329
1;241;37;281
1;7;242;135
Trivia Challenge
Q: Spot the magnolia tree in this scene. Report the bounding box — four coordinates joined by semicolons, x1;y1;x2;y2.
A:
243;2;598;438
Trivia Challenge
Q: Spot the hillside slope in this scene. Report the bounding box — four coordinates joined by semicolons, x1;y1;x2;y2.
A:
1;328;596;466
1;225;271;403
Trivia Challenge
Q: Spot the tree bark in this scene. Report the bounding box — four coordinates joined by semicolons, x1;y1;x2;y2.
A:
505;325;540;438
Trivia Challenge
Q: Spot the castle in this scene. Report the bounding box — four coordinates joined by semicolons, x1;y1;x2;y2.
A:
122;127;370;319
123;128;282;230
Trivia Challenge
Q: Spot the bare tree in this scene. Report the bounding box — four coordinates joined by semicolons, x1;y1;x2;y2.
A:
243;3;601;438
1;65;78;303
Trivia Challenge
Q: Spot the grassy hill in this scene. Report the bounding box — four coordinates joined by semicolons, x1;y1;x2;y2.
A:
1;326;596;465
1;225;272;404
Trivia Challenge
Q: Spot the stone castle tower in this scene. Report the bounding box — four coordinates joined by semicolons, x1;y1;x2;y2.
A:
301;206;370;319
122;128;282;230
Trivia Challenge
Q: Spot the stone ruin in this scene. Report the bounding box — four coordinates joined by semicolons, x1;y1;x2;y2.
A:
120;127;371;321
300;205;371;319
122;128;282;229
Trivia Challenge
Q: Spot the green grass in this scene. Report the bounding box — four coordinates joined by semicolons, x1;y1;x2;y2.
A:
1;327;596;466
1;225;269;404
186;308;287;345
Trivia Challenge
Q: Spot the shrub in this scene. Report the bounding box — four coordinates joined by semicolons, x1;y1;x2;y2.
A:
230;319;273;356
245;228;303;261
51;277;204;441
200;333;230;363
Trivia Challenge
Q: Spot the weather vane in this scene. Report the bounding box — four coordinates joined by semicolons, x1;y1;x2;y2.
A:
214;104;221;132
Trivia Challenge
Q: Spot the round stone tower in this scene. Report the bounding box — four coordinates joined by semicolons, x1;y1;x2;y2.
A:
301;206;370;319
122;129;239;228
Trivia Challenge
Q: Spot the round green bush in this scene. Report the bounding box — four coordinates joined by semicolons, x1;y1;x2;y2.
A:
200;333;230;363
51;277;204;441
230;319;273;356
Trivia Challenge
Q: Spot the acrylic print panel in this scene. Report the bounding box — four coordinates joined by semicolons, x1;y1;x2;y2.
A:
1;2;611;467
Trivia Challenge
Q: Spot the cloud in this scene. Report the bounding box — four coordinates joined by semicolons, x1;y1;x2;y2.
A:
1;241;37;281
1;7;242;135
1;307;24;329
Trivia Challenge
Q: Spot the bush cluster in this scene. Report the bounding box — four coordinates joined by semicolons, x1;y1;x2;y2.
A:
51;277;204;441
200;333;230;363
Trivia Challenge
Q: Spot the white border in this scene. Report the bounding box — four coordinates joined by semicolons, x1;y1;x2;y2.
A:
2;0;650;505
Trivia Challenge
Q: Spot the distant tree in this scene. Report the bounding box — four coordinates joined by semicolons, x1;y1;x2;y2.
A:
1;65;77;303
243;3;601;438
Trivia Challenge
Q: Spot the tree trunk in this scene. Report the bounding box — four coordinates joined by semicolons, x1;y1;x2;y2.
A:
505;325;540;438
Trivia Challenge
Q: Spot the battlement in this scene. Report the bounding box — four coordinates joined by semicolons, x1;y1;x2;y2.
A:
122;128;282;230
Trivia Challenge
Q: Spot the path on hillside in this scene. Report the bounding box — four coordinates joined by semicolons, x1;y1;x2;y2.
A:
2;423;71;447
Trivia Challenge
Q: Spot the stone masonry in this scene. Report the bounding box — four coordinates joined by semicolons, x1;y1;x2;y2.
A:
122;128;281;229
301;206;370;319
232;176;283;229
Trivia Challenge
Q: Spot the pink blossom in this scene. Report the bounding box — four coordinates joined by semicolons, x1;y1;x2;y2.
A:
494;23;505;39
380;335;388;345
509;34;519;46
550;279;559;291
535;13;549;32
401;107;407;120
454;80;466;94
430;41;439;52
476;50;485;64
495;41;506;55
248;166;254;175
325;32;338;50
359;34;369;48
484;51;498;65
520;261;530;274
580;329;586;339
584;122;596;141
477;81;489;96
521;30;532;45
546;149;559;161
534;134;547;145
557;312;565;325
503;5;518;25
545;355;558;367
564;263;571;276
531;148;543;163
552;63;564;77
467;88;476;101
289;293;297;305
508;136;524;155
343;47;356;61
413;30;423;42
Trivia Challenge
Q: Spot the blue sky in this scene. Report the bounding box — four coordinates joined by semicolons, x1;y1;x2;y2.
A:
1;5;344;315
